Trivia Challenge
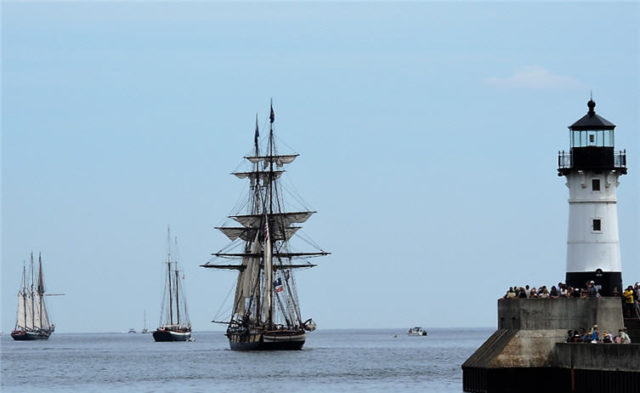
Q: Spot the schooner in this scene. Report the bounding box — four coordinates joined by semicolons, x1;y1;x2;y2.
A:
11;253;56;340
202;103;329;350
153;229;192;342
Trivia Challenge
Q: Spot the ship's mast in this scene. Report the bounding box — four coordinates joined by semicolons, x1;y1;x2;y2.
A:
174;236;181;326
253;114;262;323
265;100;276;325
202;103;330;330
38;253;44;329
21;263;27;329
30;252;35;330
175;268;180;325
167;228;174;325
268;100;275;219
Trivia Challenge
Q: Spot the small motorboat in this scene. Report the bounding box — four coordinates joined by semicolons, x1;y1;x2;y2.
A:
408;326;427;336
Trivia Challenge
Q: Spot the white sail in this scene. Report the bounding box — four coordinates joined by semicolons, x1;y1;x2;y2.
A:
217;226;300;241
244;154;298;167
242;256;260;309
233;235;261;320
230;211;315;228
16;291;27;328
41;299;50;329
217;227;251;241
33;294;42;328
33;294;50;329
25;293;34;329
232;171;284;181
232;262;246;317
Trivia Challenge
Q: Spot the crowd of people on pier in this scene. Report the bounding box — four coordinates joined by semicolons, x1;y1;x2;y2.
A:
500;281;639;345
503;281;638;299
502;281;640;318
565;325;631;344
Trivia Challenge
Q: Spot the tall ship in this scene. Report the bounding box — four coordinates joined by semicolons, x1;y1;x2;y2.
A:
11;253;56;341
153;230;192;342
202;103;329;350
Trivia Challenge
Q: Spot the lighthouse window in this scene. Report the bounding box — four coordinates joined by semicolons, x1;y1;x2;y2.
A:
589;134;595;144
592;179;600;191
593;219;602;232
604;130;614;147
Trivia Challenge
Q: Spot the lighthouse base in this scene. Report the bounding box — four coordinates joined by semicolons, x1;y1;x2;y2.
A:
462;298;639;393
565;271;622;296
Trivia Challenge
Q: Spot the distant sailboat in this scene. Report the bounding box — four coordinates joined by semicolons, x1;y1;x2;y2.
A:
202;103;329;350
11;253;56;341
153;229;192;342
141;310;149;334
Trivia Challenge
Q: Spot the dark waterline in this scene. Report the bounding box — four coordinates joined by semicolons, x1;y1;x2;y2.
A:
1;328;493;393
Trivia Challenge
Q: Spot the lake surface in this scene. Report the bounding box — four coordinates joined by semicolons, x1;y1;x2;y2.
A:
1;328;492;393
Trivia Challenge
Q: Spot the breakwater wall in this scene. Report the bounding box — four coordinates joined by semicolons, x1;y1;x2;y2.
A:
462;298;640;393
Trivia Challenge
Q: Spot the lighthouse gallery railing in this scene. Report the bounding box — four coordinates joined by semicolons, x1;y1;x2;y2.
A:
558;150;627;170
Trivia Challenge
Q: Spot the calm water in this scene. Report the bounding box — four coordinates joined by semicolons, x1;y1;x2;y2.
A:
1;328;492;393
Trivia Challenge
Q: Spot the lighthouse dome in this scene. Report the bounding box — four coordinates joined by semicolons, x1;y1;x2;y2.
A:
569;99;615;131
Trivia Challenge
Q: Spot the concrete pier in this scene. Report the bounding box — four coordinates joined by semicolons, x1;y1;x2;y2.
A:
462;298;640;393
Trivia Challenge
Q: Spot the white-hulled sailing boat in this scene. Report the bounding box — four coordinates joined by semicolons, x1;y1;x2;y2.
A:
153;229;192;342
11;253;56;341
202;103;329;350
141;310;149;334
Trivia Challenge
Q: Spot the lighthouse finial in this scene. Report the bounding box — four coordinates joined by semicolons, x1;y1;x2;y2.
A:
587;95;596;116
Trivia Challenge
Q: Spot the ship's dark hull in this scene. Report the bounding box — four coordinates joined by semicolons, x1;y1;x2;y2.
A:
11;329;52;341
153;328;191;342
227;329;306;351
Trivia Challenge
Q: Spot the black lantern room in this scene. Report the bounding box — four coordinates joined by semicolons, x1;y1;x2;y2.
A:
558;100;627;176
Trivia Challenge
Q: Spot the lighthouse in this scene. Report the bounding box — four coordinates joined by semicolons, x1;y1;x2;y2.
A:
462;100;637;393
558;99;627;295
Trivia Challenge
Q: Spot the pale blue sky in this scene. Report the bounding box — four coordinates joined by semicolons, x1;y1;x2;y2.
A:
2;2;639;333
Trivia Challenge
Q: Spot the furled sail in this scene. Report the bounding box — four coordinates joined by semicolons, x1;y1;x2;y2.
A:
37;256;45;294
157;230;191;330
33;254;50;329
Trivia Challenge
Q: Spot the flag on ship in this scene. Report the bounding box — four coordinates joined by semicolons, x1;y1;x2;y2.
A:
274;278;284;293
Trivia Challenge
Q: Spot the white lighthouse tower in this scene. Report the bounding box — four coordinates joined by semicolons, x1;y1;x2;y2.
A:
558;99;627;295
